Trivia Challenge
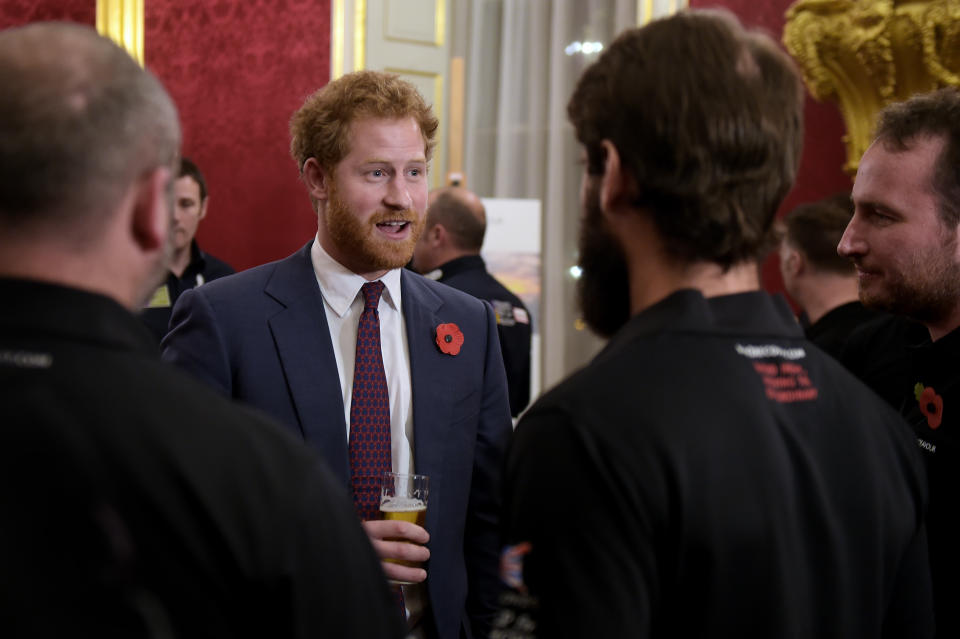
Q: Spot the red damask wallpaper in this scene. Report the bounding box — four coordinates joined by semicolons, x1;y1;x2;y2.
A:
0;0;94;27
146;0;331;270
690;0;851;296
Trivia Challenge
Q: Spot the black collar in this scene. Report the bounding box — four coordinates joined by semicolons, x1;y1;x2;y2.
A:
436;254;485;281
599;289;802;361
179;241;207;278
0;278;157;354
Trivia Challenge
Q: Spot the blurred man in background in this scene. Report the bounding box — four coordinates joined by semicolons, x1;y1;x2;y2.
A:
412;186;532;416
778;192;881;359
140;157;233;343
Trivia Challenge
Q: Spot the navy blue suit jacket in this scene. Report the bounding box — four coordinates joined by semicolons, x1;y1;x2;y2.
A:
161;242;512;639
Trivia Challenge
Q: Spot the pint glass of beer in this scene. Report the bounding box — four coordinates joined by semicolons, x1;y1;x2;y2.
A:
380;472;429;578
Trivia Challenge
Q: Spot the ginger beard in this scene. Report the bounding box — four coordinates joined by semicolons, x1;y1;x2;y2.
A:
325;179;425;272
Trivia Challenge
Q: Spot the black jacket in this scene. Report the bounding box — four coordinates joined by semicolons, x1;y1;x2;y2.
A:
0;278;402;639
140;241;234;343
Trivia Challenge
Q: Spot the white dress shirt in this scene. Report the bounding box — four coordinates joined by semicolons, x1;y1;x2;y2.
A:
310;237;415;475
311;238;426;630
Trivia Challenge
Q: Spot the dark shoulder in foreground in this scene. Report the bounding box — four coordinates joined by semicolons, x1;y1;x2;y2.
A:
0;284;402;638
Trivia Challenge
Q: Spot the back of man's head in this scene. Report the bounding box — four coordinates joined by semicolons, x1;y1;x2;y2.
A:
783;193;855;275
0;22;180;245
872;87;960;228
426;187;486;252
567;9;804;268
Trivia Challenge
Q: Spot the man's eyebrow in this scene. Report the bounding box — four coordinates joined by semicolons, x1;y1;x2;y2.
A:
360;156;427;164
855;198;900;215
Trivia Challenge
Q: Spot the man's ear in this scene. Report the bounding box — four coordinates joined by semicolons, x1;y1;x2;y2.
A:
784;247;804;277
598;140;635;213
198;196;209;221
302;157;331;202
131;166;173;252
429;223;446;246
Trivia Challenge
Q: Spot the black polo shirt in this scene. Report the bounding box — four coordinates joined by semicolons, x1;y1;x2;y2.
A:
844;314;960;637
495;290;932;638
140;241;234;343
804;300;883;361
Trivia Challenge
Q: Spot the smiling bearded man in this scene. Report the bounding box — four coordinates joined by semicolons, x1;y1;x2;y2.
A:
161;70;512;639
839;87;960;636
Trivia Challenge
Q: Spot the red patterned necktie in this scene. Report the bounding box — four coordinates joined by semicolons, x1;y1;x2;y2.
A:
349;280;392;521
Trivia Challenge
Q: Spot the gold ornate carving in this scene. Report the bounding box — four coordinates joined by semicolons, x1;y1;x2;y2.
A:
784;0;960;175
96;0;144;67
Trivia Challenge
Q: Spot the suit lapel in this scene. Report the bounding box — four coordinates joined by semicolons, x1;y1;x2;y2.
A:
402;271;455;533
266;243;350;483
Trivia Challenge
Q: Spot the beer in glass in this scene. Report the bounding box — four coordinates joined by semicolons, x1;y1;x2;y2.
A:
380;472;429;578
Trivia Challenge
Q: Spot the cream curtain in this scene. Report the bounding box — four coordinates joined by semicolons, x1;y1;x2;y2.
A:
463;0;640;392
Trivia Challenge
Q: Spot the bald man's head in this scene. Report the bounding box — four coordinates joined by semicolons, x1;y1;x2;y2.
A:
0;21;180;242
411;186;489;274
425;186;486;251
0;22;181;310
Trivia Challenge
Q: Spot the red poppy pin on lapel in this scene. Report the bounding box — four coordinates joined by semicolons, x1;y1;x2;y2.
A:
436;323;464;356
915;383;943;429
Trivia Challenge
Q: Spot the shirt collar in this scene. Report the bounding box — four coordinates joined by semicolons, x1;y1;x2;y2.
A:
310;235;402;318
597;289;803;363
180;240;206;277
